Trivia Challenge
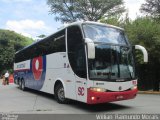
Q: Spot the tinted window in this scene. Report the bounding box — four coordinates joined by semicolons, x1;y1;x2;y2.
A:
88;44;135;80
37;30;66;56
15;30;66;63
67;26;87;78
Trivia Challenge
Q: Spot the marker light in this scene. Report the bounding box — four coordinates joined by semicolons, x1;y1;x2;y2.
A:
90;87;106;92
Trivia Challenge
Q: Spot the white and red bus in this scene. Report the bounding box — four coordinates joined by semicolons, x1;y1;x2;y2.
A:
14;21;148;104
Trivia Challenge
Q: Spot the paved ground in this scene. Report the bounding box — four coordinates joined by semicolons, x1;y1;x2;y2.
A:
0;79;160;114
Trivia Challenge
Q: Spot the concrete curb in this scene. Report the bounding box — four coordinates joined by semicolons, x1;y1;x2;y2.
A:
138;91;160;95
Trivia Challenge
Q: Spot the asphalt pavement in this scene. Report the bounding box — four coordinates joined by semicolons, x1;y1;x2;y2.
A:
0;79;160;114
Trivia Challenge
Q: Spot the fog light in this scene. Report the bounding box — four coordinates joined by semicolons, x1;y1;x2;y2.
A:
91;97;95;101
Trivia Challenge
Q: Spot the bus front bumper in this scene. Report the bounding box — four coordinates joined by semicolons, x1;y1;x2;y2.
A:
87;88;138;104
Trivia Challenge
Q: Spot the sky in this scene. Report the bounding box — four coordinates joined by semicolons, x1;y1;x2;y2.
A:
0;0;145;39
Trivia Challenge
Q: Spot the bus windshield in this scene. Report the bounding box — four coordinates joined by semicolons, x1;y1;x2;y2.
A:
83;24;127;45
88;44;135;80
83;24;135;81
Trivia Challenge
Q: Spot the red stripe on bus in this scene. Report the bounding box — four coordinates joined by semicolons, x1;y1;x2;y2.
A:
87;88;138;104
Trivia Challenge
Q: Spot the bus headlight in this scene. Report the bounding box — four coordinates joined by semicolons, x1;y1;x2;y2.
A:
90;87;106;92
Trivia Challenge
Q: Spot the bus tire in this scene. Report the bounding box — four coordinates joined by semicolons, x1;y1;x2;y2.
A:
55;84;68;104
19;79;22;89
21;79;26;91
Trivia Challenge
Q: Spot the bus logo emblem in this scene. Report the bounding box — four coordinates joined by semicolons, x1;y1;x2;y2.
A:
78;87;84;96
32;56;43;80
119;86;122;91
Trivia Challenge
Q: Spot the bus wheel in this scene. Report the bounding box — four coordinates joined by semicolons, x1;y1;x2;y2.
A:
21;79;26;91
19;79;22;89
55;84;68;104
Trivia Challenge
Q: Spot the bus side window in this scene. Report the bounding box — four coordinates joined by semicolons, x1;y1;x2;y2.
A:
35;29;66;56
45;30;66;55
67;26;87;78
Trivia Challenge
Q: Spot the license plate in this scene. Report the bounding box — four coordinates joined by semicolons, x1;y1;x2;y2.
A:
116;95;124;99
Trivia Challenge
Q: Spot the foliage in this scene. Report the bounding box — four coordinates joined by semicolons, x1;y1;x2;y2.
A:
37;34;46;38
125;17;160;63
124;17;160;91
47;0;125;23
100;16;122;26
0;29;33;74
140;0;160;20
100;13;131;29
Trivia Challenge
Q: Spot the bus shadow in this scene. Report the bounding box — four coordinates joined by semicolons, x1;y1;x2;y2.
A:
69;101;131;113
17;87;55;99
18;87;132;113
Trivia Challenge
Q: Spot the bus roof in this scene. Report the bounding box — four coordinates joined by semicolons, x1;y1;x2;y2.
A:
16;21;124;54
62;21;124;31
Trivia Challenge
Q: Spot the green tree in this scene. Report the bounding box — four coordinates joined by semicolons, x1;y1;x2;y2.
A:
37;34;46;38
140;0;160;20
100;12;130;28
124;17;160;91
47;0;125;23
100;16;121;26
0;29;33;74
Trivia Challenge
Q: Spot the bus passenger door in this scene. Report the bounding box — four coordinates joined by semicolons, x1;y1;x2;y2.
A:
74;45;87;102
67;26;87;102
75;76;87;102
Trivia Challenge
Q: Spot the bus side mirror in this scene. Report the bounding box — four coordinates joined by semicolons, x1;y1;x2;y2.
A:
85;38;95;59
135;45;148;62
